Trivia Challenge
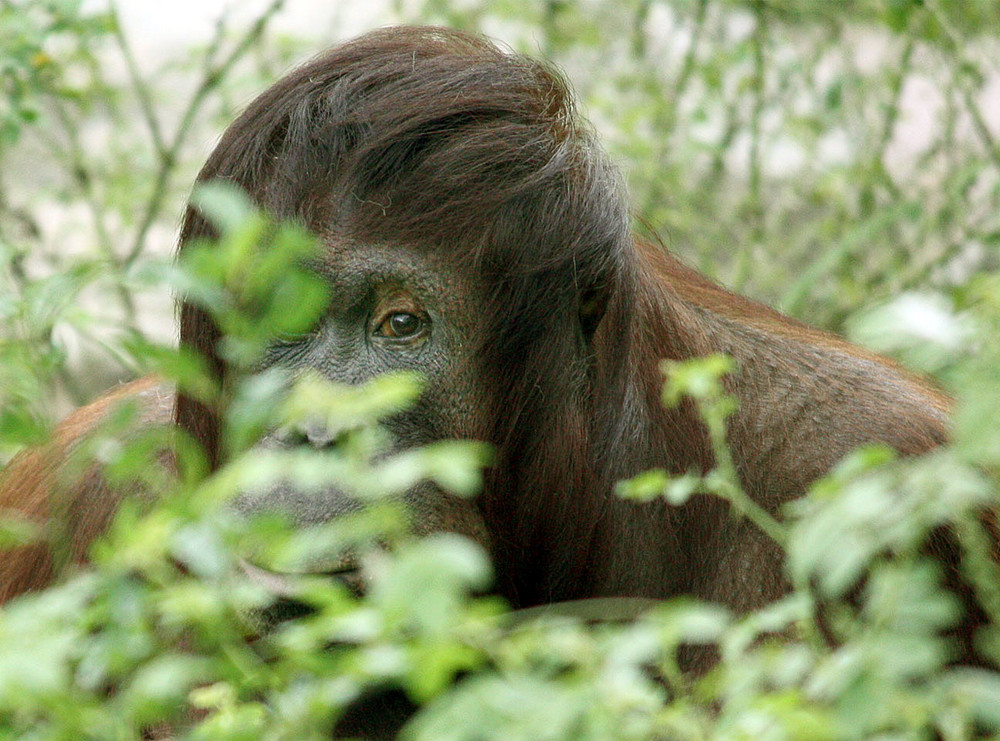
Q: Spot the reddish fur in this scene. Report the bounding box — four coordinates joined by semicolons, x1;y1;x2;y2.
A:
0;378;171;602
0;243;976;669
0;246;949;604
0;28;980;680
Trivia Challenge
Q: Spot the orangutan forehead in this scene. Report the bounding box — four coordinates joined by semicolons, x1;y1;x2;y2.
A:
305;237;475;306
195;27;629;283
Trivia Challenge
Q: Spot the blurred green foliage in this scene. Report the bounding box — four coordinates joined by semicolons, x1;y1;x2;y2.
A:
1;0;999;738
2;197;998;736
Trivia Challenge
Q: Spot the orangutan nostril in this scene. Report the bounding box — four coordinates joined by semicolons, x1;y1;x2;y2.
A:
303;420;336;448
274;420;346;449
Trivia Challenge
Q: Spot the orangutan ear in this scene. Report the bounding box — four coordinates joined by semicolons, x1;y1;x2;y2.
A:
579;281;610;339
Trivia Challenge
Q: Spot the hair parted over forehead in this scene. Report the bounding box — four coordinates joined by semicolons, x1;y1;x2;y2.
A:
176;25;634;463
3;25;965;662
181;25;630;277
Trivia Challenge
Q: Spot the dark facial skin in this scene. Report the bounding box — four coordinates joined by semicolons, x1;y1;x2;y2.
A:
232;239;492;567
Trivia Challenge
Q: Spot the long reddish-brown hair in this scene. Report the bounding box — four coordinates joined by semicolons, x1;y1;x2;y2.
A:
172;26;949;613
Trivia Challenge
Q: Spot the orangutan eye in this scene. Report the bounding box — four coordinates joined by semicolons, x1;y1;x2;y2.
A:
374;311;427;340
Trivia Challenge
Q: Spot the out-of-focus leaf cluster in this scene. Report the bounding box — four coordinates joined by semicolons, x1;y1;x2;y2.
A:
0;0;115;145
615;288;1000;739
1;1;999;738
0;191;500;739
1;184;999;740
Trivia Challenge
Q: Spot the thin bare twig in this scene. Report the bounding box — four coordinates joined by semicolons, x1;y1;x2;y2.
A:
863;34;914;280
631;0;654;58
668;0;709;135
123;0;287;267
747;0;767;239
45;95;137;322
924;0;1000;79
730;0;768;292
921;0;1000;172
873;36;913;198
109;4;168;160
638;0;709;220
48;98;116;258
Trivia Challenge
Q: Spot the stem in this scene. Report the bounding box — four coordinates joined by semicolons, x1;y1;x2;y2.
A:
123;0;287;267
47;95;137;322
703;398;788;547
921;0;1000;172
638;0;709;219
109;4;168;160
747;1;767;243
631;0;654;58
730;0;768;292
954;516;1000;627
